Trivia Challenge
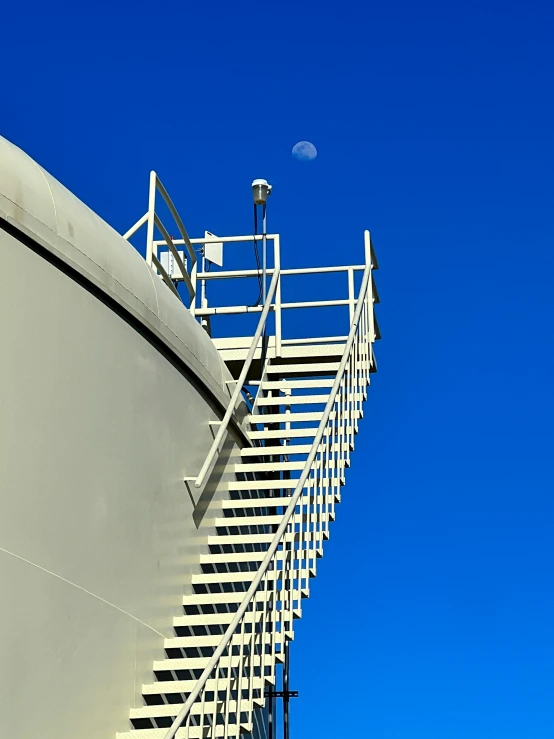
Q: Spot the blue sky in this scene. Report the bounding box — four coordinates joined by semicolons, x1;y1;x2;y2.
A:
3;1;554;736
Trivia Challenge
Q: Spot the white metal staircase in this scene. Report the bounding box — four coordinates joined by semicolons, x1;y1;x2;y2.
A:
120;194;380;739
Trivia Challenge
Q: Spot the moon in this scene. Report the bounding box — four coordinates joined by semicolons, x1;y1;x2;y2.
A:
292;141;317;161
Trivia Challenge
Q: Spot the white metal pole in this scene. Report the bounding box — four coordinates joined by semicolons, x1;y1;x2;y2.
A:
201;252;207;309
274;235;282;357
146;171;157;270
348;267;355;325
189;259;197;316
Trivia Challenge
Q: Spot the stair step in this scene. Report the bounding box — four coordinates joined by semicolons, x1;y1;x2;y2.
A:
216;512;333;528
174;610;267;627
142;675;271;696
232;460;306;473
217;476;344;492
256;393;364;407
118;726;239;738
154;654;282;673
278;344;345;359
220;492;340;511
130;697;255;720
175;609;302;627
265;362;340;375
248;428;317;440
191;570;281;585
207;532;299;546
216;479;300;491
255;394;330;407
261;379;335;390
248;424;357;441
200;549;268;561
165;632;273;649
250;411;323;424
232;458;348;474
240;444;311;457
214;524;331;539
119;731;188;739
250;409;362;425
221;496;296;510
183;591;276;606
240;442;352;457
217;478;342;494
175;608;302;627
214;513;285;528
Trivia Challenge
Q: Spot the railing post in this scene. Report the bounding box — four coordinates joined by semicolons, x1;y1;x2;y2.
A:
275;235;282;357
347;267;355;325
364;229;372;267
189;259;197;317
146;171;157;270
364;230;375;363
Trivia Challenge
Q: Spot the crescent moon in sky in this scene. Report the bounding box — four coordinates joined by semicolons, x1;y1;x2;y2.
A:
292;141;317;161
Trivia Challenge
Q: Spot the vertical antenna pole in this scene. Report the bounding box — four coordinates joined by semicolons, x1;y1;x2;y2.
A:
261;203;269;373
251;179;272;392
262;203;268;305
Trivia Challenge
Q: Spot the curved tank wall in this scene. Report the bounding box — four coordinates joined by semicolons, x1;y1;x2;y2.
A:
0;136;241;414
0;140;245;738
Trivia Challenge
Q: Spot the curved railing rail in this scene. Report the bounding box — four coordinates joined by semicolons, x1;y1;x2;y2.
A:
188;265;281;490
163;231;376;739
123;171;197;306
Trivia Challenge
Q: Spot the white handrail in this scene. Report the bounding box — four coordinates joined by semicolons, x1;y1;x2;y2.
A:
154;173;197;270
163;231;374;739
191;265;281;489
123;171;196;306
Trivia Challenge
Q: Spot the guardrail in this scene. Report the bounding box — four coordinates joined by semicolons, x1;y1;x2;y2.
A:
123;171;197;307
164;230;376;739
157;231;380;356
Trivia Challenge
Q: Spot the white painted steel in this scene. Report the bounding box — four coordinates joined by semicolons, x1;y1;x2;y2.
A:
239;442;351;456
255;394;330;406
265;362;341;374
192;265;365;278
159;231;377;739
124;172;196;307
194;298;352;316
163;230;365;369
247;426;353;439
